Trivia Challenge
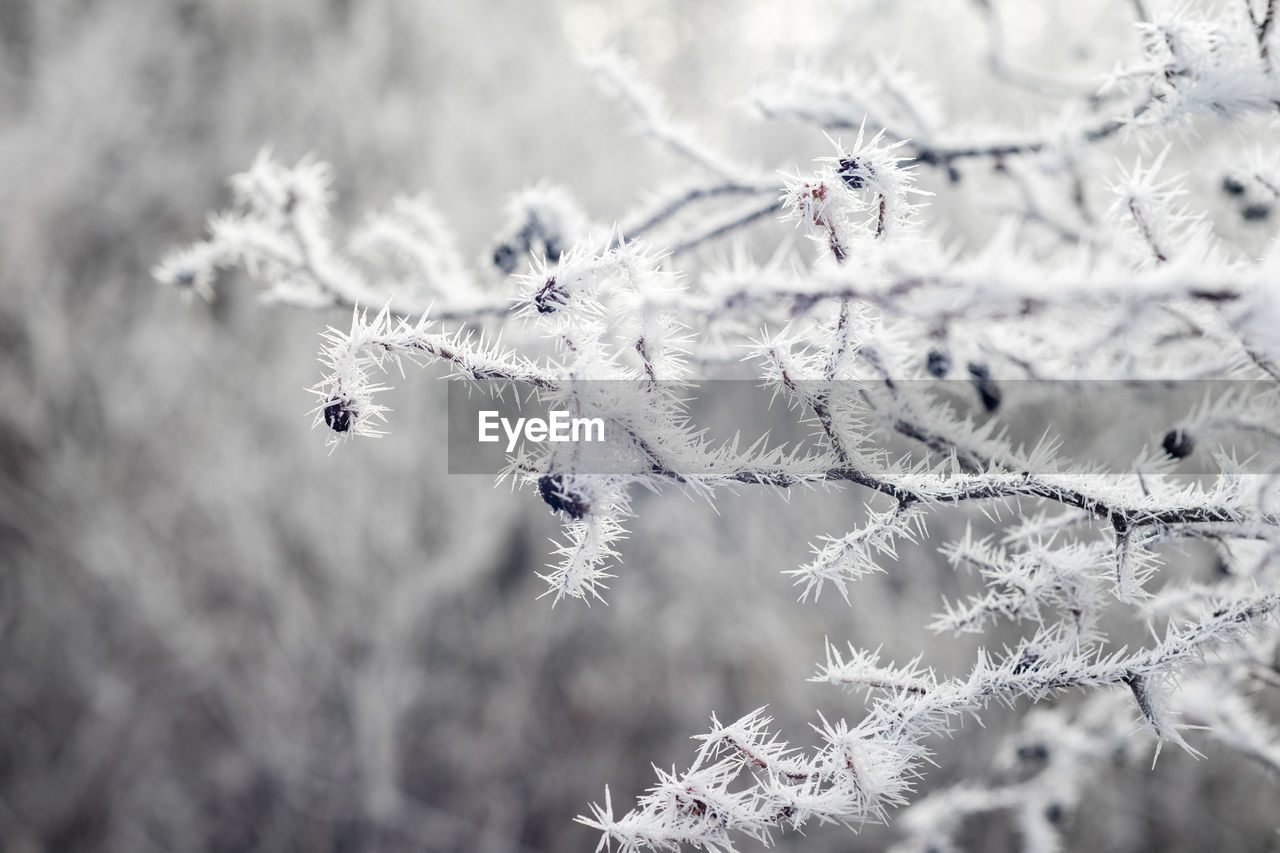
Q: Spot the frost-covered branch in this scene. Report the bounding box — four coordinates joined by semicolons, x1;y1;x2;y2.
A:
156;7;1280;847
581;592;1279;851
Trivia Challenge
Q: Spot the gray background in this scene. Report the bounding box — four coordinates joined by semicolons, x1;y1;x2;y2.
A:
1;2;1276;851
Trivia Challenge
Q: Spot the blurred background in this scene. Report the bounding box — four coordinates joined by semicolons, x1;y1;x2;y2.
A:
1;1;1277;851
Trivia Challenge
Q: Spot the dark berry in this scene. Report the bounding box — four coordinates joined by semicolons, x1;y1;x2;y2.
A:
1222;174;1246;196
1242;203;1272;222
175;269;196;287
324;398;353;433
1046;802;1065;824
538;474;589;519
968;362;1001;413
1162;428;1194;459
926;347;952;378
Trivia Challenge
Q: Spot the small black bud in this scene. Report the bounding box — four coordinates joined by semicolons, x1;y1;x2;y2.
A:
324;398;354;433
926;347;952;378
1012;648;1040;674
1162;428;1194;459
976;380;1001;413
968;362;1001;412
533;276;567;314
837;157;870;190
492;243;518;274
538;474;589;519
1046;802;1065;824
1017;743;1051;762
947;164;962;184
175;269;196;287
1221;174;1247;196
1242;203;1272;222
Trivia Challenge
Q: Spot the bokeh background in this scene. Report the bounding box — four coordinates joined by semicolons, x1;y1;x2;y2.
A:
2;1;1277;851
